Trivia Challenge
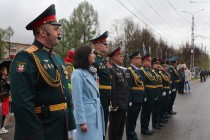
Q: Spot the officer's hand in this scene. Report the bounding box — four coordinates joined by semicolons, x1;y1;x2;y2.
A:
144;98;147;102
169;91;171;94
129;102;132;107
162;92;166;96
80;124;88;132
68;129;77;138
172;89;176;92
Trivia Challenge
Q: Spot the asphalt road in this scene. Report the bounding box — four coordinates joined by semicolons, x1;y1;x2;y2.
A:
1;78;210;140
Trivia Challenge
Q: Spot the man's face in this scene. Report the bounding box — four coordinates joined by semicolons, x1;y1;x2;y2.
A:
161;65;167;71
95;43;109;55
43;24;61;47
132;56;142;67
142;57;152;68
114;54;124;65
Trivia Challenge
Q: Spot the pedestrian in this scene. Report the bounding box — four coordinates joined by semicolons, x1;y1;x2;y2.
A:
10;4;76;140
125;50;144;140
178;62;185;94
167;56;179;115
0;66;10;134
140;54;157;135
151;57;164;129
90;31;111;138
184;66;191;93
71;45;104;140
107;47;129;140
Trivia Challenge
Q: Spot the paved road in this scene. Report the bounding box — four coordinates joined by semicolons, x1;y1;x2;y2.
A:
1;78;210;140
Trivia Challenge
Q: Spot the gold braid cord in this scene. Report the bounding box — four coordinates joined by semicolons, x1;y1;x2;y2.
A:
33;53;61;87
159;71;169;82
171;66;179;76
141;67;155;81
152;70;162;83
128;67;144;87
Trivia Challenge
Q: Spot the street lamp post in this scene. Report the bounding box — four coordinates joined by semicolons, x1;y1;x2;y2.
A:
183;9;204;74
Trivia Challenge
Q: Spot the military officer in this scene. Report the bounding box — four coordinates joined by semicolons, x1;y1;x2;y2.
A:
9;4;76;140
151;57;164;129
125;50;144;140
108;47;129;140
167;56;179;115
90;31;111;137
159;60;171;123
140;54;157;135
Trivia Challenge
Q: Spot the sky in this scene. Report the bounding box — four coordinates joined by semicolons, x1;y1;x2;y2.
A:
1;0;210;54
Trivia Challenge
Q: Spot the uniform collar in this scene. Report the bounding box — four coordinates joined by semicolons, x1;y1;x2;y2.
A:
131;64;139;70
94;50;103;58
33;39;52;52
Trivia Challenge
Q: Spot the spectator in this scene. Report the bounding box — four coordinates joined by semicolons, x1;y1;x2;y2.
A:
184;67;191;93
0;66;10;134
71;45;104;140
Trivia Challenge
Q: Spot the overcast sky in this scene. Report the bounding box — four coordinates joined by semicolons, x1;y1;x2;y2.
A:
1;0;210;53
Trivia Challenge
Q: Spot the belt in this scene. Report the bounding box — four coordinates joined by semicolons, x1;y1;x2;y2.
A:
175;80;179;82
163;86;170;89
157;85;163;88
35;103;67;113
132;86;144;90
99;85;111;90
145;85;157;89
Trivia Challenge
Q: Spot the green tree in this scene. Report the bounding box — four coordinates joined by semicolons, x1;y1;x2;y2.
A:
0;28;6;60
57;0;99;57
4;26;14;59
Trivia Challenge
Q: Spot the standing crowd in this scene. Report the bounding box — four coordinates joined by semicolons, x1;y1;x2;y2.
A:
1;4;192;140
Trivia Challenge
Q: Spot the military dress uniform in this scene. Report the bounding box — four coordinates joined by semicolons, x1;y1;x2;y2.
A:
108;47;129;140
151;58;163;129
140;54;157;135
125;65;144;140
125;51;144;140
9;5;75;140
159;60;171;122
91;31;111;135
167;57;179;114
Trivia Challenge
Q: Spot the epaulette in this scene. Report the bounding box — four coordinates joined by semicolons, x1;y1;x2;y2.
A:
25;45;38;54
52;51;59;56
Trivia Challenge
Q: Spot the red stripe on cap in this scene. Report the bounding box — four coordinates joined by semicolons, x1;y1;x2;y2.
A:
32;15;56;30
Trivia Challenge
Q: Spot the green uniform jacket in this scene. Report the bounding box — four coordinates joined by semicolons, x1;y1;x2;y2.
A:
140;66;157;102
92;52;111;107
10;40;76;140
160;70;171;94
125;65;144;104
152;68;163;99
168;65;179;90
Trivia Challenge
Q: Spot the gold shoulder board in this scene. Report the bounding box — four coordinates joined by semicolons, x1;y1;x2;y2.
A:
25;45;38;54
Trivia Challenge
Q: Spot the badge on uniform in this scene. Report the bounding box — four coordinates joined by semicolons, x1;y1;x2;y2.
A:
125;73;130;78
16;61;27;72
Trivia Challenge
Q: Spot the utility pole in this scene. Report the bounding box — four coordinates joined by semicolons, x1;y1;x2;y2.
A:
183;9;204;75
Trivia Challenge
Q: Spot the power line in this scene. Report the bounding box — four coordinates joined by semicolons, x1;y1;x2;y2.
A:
115;0;183;46
165;0;191;25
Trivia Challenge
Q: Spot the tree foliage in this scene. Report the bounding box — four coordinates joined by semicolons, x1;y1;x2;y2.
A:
56;1;99;58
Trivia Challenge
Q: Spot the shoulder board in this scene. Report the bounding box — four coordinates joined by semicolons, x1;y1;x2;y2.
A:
52;51;59;56
25;45;38;54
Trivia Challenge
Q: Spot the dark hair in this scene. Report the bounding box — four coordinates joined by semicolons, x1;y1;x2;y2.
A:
73;45;93;69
